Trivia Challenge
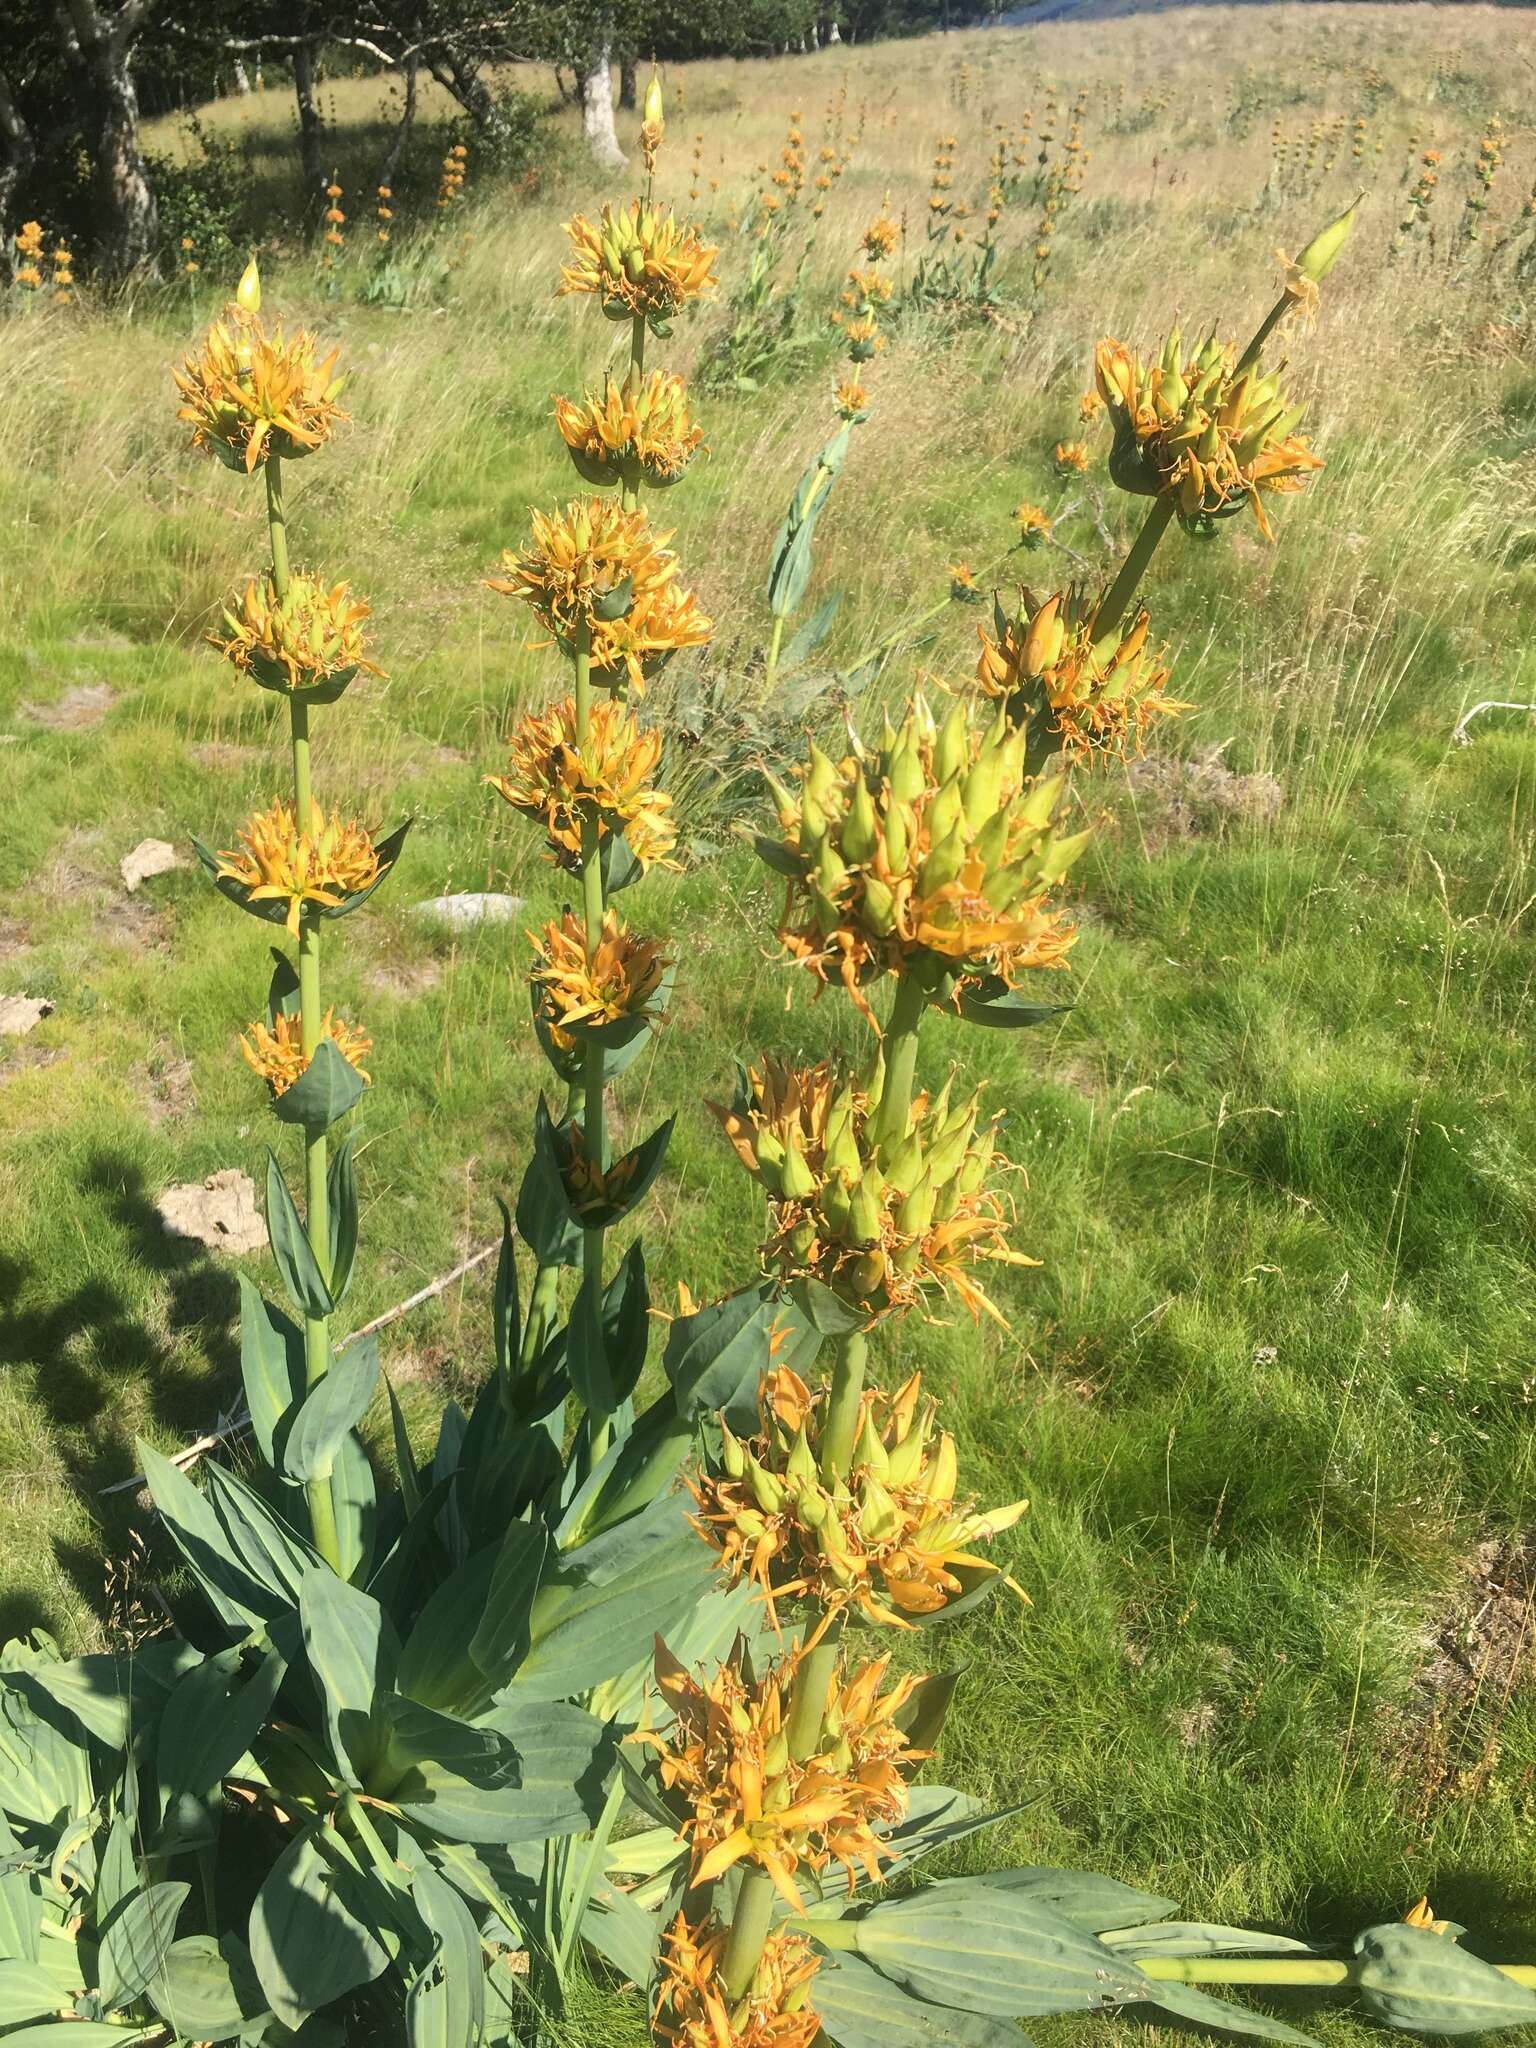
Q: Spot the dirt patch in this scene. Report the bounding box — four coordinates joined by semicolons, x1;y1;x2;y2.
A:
191;741;261;775
367;956;444;1000
1390;1534;1535;1821
0;919;32;965
1127;741;1283;852
133;1049;197;1125
20;683;117;730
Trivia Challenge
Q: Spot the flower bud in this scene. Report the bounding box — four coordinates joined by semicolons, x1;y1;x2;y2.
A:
1294;196;1357;282
644;71;665;130
236;256;261;314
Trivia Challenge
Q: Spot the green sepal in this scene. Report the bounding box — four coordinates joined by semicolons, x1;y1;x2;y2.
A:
790;1273;866;1337
749;831;806;878
267;947;301;1023
591;574;633;622
265;1149;335;1320
249;663;359;706
567;1275;612;1417
599;830;644;897
518;1111;584;1267
270;1038;366;1129
238;1276;305;1471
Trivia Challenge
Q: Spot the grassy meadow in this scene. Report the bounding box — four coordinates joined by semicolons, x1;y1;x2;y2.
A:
4;6;1536;2038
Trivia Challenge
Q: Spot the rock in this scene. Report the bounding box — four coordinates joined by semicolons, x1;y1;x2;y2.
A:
121;838;185;893
20;683;117;730
412;892;523;930
0;995;52;1037
157;1168;268;1255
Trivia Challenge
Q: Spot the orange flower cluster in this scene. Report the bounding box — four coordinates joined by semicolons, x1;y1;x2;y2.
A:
655;1915;821;2048
241;1008;372;1097
553;371;704;490
557;200;717;325
487;692;677;873
174;315;346;474
528;909;669;1049
974;587;1183;763
216;798;381;939
208;570;381;696
691;1365;1029;1630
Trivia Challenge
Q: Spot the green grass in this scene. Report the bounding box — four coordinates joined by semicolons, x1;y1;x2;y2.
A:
4;8;1536;2038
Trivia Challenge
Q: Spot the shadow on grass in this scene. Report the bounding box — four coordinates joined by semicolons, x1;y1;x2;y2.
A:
0;1149;244;1628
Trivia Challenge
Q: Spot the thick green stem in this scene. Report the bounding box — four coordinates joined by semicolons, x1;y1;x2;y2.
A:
1139;1956;1536;1990
720;1866;778;2003
819;1328;868;1486
519;1260;562;1375
620;315;647;512
1094;494;1175;641
573;618;611;1453
867;969;929;1154
785;1614;843;1761
265;453;291;597
1236;292;1292;376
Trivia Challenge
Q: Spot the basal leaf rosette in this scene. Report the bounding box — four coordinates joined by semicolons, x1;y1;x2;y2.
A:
641;1638;927;1903
656;1914;821;2048
1093;332;1322;538
206;797;395;939
488;691;678;873
756;698;1089;1020
714;1058;1035;1325
488;497;712;694
553;370;704;490
692;1366;1029;1630
974;586;1184;764
529;907;672;1064
208;569;381;702
558;199;718;328
174;312;347;474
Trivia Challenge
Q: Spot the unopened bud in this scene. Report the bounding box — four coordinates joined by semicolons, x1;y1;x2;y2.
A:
644;72;665;130
1294;195;1358;283
236;256;261;314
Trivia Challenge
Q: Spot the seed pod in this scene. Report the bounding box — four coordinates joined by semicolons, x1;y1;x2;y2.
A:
843;773;879;862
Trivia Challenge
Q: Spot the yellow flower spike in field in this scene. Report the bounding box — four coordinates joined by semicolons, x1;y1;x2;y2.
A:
558;199;718;325
690;1363;1030;1629
1092;330;1322;539
552;370;705;490
643;1638;926;1903
208;570;382;697
655;1914;822;2048
216;798;382;939
861;205;900;259
758;697;1087;1018
1014;501;1053;548
974;586;1184;764
712;1056;1035;1324
529;909;670;1046
487;692;677;873
174;310;347;474
240;1008;372;1098
487;497;711;693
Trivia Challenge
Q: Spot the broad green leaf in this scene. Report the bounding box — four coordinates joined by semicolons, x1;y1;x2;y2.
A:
0;2027;148;2045
327;1135;360;1299
0;1959;63;2022
0;1811;40;1959
581;1882;659;1988
379;1695;520;1789
1135;1980;1319;2044
1353;1923;1536;2035
781;590;843;670
846;1880;1148;2016
136;1440;271;1634
767;427;851;620
491;1196;519;1385
266;1149;335;1320
96;1809;138;1929
399;1698;607;1845
1105;1923;1316;1958
384;1372;423;1520
299;1569;399;1788
408;1864;485;2048
17;1637;197;1752
816;1952;1034;2048
329;1425;378;1582
972;1867;1179;1933
663;1286;775;1423
201;1459;320;1612
272;1038;366;1131
238;1276;305;1469
468;1522;548;1691
554;1390;691;1549
98;1879;190;2011
397;1545;500;1716
148;1932;271;2042
157;1644;287;1851
249;1828;388;2032
874;1788;1013;1882
517;1111;582;1268
512;1524;715;1702
601;1240;649;1407
284;1335;380;1483
566;1275;613;1416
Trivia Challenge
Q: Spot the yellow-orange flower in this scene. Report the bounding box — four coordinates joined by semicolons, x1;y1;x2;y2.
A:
713;1057;1035;1325
216;799;382;939
487;692;677;872
174;315;346;474
558;200;717;323
241;1008;372;1097
862;209;899;259
835;378;869;419
975;587;1184;763
692;1365;1029;1630
208;570;381;695
487;498;711;694
760;697;1088;1017
642;1638;926;1903
529;909;669;1047
552;371;704;489
1093;333;1323;538
1053;439;1091;474
655;1915;821;2048
1014;502;1053;547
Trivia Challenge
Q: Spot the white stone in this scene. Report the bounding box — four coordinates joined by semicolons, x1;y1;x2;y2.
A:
0;995;52;1037
412;892;524;929
121;838;185;893
157;1169;268;1255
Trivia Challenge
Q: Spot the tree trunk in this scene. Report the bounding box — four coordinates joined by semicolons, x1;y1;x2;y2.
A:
618;48;637;111
231;54;250;94
292;40;325;207
0;67;35;273
378;54;418;188
430;48;510;140
581;32;625;170
57;0;158;278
